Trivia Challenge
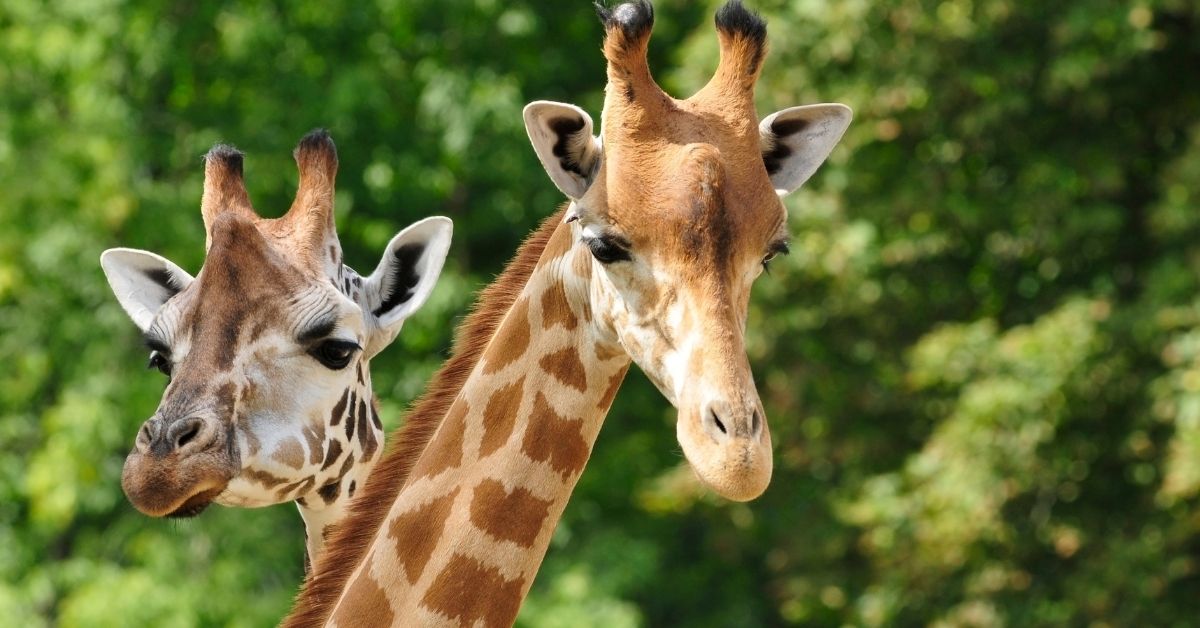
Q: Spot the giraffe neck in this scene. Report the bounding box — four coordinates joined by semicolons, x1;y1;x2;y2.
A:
326;221;630;626
287;369;385;565
295;454;376;565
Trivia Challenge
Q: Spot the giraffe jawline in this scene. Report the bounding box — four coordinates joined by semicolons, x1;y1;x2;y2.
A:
164;486;224;519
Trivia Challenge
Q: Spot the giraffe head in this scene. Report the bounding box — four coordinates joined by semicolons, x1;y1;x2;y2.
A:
524;1;850;501
101;131;452;518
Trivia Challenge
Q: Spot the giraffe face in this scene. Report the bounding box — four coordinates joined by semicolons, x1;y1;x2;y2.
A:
571;134;787;503
101;132;452;518
523;1;851;500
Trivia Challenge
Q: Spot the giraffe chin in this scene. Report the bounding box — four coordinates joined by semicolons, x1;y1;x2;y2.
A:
676;410;774;502
121;450;237;518
164;486;225;518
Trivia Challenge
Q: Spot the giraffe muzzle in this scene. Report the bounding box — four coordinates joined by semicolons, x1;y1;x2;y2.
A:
122;414;237;518
677;398;773;502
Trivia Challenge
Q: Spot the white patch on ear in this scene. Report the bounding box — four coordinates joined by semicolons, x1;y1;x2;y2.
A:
362;216;453;358
523;100;602;200
100;248;195;332
760;103;853;196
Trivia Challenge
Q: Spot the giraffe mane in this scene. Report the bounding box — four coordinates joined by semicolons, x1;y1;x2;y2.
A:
285;205;569;627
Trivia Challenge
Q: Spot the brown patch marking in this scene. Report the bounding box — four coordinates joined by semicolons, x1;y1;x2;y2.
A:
249;320;269;343
361;422;378;461
356;398;377;460
277;476;315;501
479;376;525;458
481;298;530;374
536;222;573;268
539;281;578;331
469;478;552;547
597;366;629;411
594;340;625;362
420;553;525;628
214;382;237;414
317;480;340;504
271;437;305;470
369;398;382;431
330;389;349;426
335;453;355;484
538;346;587;392
521;391;590;479
344;398;356;441
330;562;395;626
386;487;461;584
244;467;288;489
320;439;343;471
416;399;468;479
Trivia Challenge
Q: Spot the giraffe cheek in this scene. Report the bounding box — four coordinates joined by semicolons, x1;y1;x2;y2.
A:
615;327;680;404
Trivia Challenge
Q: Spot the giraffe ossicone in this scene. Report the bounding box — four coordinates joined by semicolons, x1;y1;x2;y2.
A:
100;130;453;563
289;1;851;625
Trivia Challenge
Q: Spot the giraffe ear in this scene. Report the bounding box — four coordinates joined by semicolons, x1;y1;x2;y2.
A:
760;103;852;196
523;101;602;200
100;248;195;332
362;216;453;358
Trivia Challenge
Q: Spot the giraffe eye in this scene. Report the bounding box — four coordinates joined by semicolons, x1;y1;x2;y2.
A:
146;351;172;377
584;235;631;264
311;339;360;370
761;240;790;273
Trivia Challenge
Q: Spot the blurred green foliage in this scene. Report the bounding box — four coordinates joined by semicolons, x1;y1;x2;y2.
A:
1;0;1198;625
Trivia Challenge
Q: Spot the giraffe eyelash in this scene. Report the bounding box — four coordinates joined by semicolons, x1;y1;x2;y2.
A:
582;235;632;264
761;240;790;273
310;339;361;370
147;351;172;377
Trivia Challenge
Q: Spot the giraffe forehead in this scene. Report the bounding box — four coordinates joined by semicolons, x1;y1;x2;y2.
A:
177;236;355;357
200;215;305;296
602;98;762;175
605;86;760;143
181;274;288;365
599;138;784;261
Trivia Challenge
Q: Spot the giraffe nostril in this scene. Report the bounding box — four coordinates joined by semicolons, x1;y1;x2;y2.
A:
166;417;211;453
175;421;201;449
711;408;727;435
135;420;156;453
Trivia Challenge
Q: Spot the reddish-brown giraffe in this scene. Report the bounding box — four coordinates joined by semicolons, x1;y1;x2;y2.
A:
288;1;851;625
101;131;453;565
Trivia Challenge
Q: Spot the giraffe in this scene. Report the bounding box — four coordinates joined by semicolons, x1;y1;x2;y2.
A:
100;130;453;565
287;1;851;625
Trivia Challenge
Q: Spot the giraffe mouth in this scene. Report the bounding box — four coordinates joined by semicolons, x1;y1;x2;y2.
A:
164;486;224;518
122;445;237;518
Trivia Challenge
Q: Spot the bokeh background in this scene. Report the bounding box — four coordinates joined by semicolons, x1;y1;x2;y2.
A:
2;0;1199;625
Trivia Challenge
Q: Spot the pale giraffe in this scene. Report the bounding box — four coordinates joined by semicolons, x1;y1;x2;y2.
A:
100;130;453;564
288;1;851;625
